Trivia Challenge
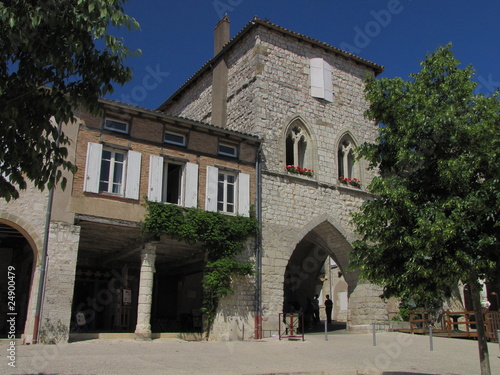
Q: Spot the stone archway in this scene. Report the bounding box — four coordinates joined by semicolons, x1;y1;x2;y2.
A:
282;219;387;331
0;222;36;338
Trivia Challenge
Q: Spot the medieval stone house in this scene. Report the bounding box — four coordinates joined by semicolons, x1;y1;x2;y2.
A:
0;16;395;343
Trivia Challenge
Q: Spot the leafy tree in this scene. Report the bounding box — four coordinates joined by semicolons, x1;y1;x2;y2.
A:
0;0;140;201
350;44;499;375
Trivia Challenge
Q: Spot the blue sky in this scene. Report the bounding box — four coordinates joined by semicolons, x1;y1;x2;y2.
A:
107;0;500;110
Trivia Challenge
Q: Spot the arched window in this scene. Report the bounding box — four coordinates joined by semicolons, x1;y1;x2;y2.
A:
285;120;314;175
338;136;360;187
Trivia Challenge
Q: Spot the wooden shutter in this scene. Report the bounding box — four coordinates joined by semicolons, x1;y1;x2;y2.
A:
148;155;163;202
237;172;250;217
205;166;218;212
83;142;102;193
184;162;199;208
323;60;333;102
310;58;333;102
124;150;141;200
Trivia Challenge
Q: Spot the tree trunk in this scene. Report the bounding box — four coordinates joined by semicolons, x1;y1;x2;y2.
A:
469;279;491;375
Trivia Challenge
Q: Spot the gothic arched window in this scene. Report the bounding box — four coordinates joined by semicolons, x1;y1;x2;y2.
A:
338;136;361;187
285;121;313;175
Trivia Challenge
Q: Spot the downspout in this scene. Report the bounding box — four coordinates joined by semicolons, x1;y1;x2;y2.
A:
33;120;61;343
254;141;263;339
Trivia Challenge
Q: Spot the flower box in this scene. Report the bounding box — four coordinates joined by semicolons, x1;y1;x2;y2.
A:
286;165;314;177
339;176;361;188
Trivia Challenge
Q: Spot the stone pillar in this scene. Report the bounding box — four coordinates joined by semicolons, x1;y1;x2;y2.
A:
134;242;157;340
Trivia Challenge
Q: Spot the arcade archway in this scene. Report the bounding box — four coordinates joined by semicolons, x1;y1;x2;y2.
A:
283;220;355;331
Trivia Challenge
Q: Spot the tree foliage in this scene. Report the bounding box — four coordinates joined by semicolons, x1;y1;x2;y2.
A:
142;202;258;336
0;0;140;200
350;44;499;374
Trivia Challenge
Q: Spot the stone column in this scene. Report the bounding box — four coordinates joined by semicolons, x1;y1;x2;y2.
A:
134;242;157;340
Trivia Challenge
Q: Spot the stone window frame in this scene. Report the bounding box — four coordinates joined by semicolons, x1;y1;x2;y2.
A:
282;116;318;175
336;132;362;184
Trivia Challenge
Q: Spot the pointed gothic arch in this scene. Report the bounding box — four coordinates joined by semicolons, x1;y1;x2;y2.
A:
283;117;317;172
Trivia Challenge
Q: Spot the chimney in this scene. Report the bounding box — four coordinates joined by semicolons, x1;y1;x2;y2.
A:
212;16;230;127
214;15;230;56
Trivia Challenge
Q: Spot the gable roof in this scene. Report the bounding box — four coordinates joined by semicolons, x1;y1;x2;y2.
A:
158;16;384;111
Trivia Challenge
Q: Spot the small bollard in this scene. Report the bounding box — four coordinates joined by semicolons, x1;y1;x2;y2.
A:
372;322;376;346
324;320;328;341
429;324;433;351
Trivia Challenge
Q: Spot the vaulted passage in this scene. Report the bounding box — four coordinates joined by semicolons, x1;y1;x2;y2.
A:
283;220;354;331
0;222;34;338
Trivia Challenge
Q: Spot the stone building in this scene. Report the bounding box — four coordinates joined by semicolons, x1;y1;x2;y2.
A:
0;98;261;342
1;16;402;343
158;16;389;336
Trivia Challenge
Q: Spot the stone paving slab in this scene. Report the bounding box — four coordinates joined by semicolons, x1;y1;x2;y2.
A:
2;331;500;375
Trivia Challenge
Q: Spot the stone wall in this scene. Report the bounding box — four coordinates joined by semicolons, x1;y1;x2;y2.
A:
39;222;80;343
163;23;388;336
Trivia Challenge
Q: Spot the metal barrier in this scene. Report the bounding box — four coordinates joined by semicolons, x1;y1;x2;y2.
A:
279;312;304;341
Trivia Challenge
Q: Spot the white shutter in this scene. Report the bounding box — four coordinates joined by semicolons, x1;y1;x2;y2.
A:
184;162;199;208
310;58;325;99
237;172;250;217
310;58;333;102
323;60;334;102
148;155;163;202
205;166;218;212
84;142;102;193
124;150;141;200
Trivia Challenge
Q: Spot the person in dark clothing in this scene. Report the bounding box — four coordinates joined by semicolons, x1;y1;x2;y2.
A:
324;294;333;323
312;294;320;324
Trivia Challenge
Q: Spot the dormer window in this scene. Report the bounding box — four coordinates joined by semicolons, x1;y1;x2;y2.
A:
104;118;129;134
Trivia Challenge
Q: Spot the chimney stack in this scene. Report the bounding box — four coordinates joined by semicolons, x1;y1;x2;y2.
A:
212;16;230;128
214;15;230;56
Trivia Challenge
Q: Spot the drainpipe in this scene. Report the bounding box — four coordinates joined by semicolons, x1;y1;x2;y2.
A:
254;141;263;339
33;120;61;343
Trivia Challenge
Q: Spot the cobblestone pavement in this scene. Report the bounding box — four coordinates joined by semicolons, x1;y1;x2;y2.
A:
2;331;500;375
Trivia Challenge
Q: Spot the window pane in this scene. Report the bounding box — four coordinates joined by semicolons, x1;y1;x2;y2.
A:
218;144;237;157
100;159;110;182
227;175;235;184
217;181;224;203
227;183;234;204
226;203;234;213
164;132;186;146
105;119;128;133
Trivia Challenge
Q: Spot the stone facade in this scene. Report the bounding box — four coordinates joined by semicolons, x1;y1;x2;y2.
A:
1;18;392;343
160;18;389;335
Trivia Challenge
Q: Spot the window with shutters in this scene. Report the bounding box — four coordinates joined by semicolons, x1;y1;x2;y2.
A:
217;172;236;213
162;162;183;204
147;155;199;208
84;142;142;199
100;149;126;194
205;166;250;217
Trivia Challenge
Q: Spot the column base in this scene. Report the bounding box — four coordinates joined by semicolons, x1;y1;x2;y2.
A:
134;330;152;341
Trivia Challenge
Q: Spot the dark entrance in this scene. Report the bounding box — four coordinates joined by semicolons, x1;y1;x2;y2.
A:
0;222;34;338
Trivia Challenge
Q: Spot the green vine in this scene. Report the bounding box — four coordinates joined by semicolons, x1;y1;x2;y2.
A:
142;201;258;336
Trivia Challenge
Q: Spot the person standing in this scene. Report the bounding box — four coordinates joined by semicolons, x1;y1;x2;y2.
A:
312;294;320;324
324;294;333;324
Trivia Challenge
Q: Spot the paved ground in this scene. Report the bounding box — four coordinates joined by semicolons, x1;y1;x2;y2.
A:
2;330;500;375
